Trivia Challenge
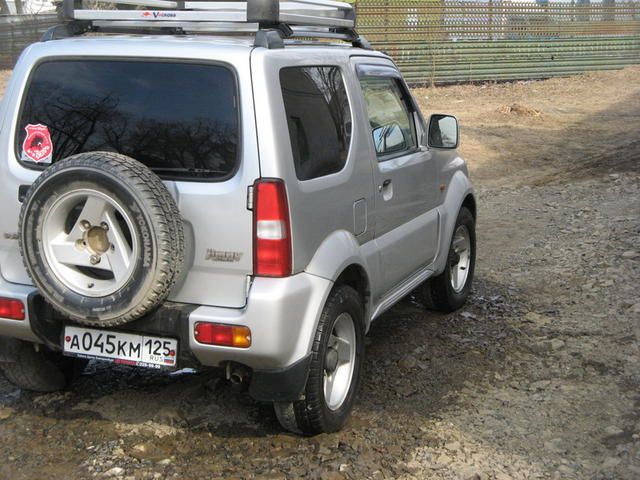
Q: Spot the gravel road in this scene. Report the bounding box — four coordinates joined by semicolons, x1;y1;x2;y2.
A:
0;67;639;480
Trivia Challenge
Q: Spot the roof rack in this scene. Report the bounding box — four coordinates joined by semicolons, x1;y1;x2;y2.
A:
42;0;371;49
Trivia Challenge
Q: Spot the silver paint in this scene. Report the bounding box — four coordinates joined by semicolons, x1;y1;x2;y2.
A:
0;35;474;371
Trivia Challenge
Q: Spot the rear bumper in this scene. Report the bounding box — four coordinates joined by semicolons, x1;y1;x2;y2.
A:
188;273;331;370
0;272;332;401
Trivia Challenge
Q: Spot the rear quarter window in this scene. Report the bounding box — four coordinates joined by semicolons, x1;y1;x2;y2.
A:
280;66;352;181
16;60;239;180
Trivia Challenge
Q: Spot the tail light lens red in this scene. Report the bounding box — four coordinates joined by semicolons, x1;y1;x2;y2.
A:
194;322;251;348
0;298;25;320
253;179;292;277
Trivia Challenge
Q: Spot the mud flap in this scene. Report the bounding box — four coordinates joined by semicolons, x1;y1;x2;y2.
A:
249;354;312;402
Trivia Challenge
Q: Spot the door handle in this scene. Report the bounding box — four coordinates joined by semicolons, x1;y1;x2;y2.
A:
378;179;392;191
378;179;393;199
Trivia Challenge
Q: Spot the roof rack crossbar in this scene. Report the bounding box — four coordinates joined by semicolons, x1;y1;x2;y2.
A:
91;20;259;31
51;0;369;49
62;0;355;28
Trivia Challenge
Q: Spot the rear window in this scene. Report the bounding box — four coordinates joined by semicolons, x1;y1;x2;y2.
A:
16;60;239;180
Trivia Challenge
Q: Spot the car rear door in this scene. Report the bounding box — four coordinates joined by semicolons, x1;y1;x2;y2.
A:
0;46;258;309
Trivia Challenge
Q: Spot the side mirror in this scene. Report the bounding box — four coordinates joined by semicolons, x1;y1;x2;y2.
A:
372;122;407;155
428;114;459;149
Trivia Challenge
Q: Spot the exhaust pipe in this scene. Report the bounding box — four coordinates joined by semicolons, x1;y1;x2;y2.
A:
225;362;250;385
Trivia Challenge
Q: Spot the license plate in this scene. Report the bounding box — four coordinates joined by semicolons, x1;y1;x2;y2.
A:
63;326;178;369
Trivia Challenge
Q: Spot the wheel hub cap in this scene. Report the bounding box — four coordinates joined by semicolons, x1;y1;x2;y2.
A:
323;312;357;411
85;225;111;255
325;348;339;373
449;224;471;293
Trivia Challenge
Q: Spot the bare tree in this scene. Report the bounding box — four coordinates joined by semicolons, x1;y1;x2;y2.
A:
0;0;11;15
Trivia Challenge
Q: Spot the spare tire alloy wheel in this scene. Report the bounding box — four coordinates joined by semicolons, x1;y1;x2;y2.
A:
42;189;138;297
20;152;184;327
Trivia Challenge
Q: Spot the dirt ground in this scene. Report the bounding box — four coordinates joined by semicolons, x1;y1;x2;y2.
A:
0;66;639;480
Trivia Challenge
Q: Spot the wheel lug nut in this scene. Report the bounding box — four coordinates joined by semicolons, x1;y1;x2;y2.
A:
80;220;91;231
90;255;101;265
100;222;109;231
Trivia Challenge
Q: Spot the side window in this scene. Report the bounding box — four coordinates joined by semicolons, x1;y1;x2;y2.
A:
358;76;417;158
280;66;352;181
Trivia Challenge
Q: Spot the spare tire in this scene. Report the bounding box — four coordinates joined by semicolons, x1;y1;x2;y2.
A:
19;152;184;327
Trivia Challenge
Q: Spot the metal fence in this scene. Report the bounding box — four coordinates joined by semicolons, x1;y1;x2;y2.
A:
0;14;57;69
355;0;640;84
1;2;640;83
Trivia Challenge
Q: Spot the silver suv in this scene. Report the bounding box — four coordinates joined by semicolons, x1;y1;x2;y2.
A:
0;0;476;434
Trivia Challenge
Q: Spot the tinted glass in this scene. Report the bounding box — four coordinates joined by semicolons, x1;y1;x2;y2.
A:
280;66;351;181
17;60;239;180
359;76;416;158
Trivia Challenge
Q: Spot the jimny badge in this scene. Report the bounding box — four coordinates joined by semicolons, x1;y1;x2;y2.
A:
22;124;53;164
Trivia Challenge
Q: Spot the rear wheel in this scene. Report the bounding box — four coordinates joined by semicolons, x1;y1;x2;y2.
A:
420;207;476;312
274;285;364;435
0;341;86;392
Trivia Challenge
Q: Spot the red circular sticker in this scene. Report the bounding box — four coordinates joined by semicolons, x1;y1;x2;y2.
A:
22;124;53;163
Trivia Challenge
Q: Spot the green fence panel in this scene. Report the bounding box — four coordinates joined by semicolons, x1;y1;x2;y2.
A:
2;2;640;84
0;14;58;70
355;0;640;84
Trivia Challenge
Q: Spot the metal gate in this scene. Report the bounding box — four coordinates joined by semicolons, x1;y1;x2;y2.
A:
355;0;640;84
0;14;57;70
1;3;639;84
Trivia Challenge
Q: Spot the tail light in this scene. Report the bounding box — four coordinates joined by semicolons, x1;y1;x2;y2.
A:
194;322;251;348
253;179;292;277
0;298;25;320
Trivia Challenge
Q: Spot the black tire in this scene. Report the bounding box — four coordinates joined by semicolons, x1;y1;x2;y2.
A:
19;152;184;327
420;207;476;312
0;341;86;393
274;285;365;435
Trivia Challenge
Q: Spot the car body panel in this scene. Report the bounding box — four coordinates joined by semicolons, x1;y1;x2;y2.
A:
0;35;475;376
349;56;441;301
189;272;332;369
250;46;383;276
0;37;260;309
